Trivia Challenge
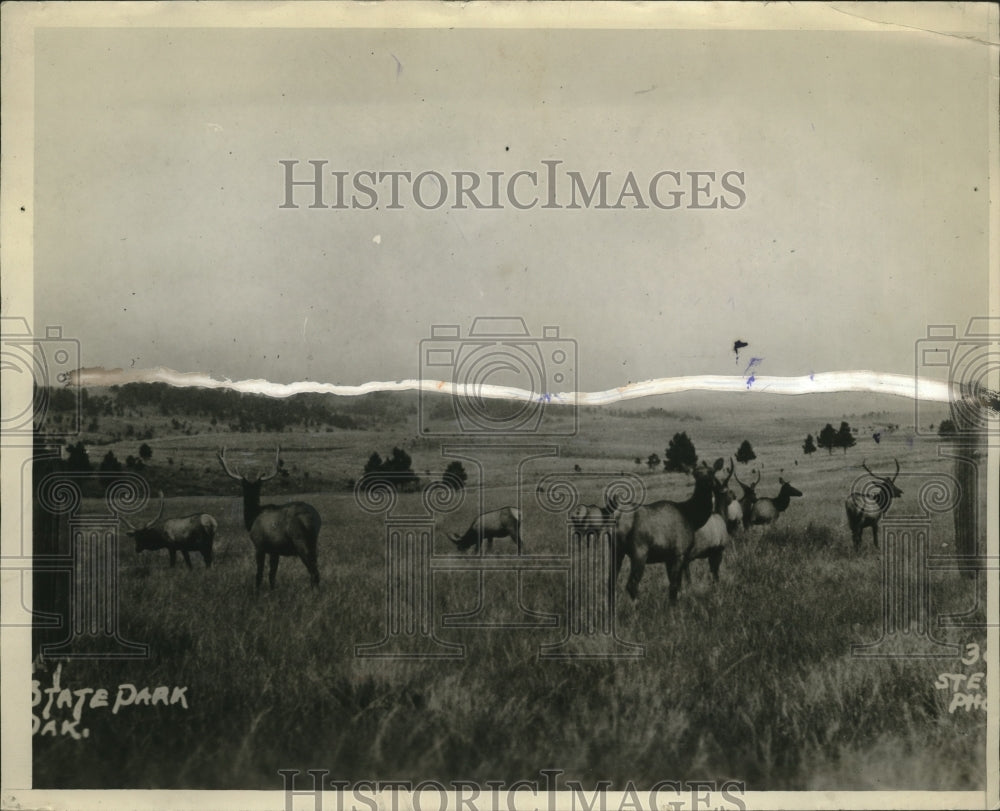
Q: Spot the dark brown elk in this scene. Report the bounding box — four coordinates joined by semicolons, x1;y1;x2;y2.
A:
686;459;740;583
749;477;802;526
449;507;522;553
121;491;217;569
218;447;321;590
846;459;902;549
612;458;723;603
731;465;760;530
569;495;618;543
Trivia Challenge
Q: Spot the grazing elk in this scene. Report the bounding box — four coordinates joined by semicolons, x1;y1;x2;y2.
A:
121;491;217;569
731;466;760;530
686;459;740;583
449;506;523;553
846;459;902;549
569;495;618;543
612;458;723;603
218;447;322;590
749;477;803;526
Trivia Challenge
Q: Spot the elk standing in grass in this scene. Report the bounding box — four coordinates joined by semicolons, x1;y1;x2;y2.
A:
731;466;760;531
121;491;217;569
449;506;523;553
846;459;902;549
569;496;618;544
218;447;321;590
749;477;803;526
613;458;723;603
686;459;739;583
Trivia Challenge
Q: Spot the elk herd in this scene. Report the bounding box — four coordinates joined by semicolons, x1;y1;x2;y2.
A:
117;445;903;605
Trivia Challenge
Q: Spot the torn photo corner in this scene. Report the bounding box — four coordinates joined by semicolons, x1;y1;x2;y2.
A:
1;2;998;811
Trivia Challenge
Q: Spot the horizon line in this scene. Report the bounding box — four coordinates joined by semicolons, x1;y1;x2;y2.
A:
69;366;956;404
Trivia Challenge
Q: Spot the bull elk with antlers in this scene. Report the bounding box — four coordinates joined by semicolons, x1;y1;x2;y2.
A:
218;447;322;590
686;459;739;583
731;465;760;530
120;490;217;569
846;459;902;549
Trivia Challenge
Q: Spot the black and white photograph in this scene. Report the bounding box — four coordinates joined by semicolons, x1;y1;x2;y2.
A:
1;3;997;810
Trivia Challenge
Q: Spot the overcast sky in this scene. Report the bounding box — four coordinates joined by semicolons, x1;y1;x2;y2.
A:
32;21;991;391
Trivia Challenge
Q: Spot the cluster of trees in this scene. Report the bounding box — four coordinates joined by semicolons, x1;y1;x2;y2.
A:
633;434;763;474
633;432;700;473
61;442;153;473
802;422;857;455
358;447;469;493
361;447;420;491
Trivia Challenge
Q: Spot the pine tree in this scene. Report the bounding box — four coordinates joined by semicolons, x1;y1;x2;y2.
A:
836;421;856;454
664;432;698;472
735;439;756;464
817;424;837;454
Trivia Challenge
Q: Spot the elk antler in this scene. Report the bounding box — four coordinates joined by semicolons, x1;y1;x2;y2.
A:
217;447;245;481
720;457;734;486
257;446;281;483
143;491;165;528
861;459;876;478
116;489;163;530
732;467;747;491
892;458;900;482
751;468;760;487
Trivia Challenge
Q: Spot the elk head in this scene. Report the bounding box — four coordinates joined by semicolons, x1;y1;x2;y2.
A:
862;458;903;498
777;476;803;498
711;458;736;510
218;446;281;530
120;490;165;552
732;465;760;500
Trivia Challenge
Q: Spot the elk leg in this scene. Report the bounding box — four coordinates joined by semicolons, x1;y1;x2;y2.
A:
255;551;266;591
268;554;280;588
296;548;319;588
202;546;213;568
871;523;880;550
181;550;193;570
708;548;723;583
609;541;626;605
306;557;319;588
682;561;693;585
666;558;684;604
168;549;177;568
625;554;645;601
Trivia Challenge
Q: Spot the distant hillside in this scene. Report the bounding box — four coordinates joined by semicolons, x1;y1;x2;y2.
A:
41;382;950;441
605;389;948;431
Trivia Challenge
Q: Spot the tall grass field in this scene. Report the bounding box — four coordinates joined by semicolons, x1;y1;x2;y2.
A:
31;393;987;790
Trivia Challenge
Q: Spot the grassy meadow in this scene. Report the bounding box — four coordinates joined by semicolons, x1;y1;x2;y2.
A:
31;391;987;790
